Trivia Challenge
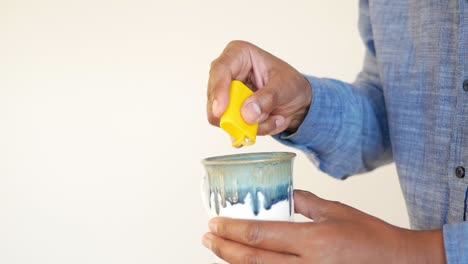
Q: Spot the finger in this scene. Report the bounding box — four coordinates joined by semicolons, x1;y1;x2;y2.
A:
202;232;300;264
209;217;309;254
241;86;277;125
207;60;234;126
293;190;335;222
257;115;286;136
207;41;254;124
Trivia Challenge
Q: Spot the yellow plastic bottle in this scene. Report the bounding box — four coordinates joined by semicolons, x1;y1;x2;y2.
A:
220;80;259;148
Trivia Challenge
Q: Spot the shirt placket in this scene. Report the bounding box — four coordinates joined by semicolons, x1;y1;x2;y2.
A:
447;0;468;223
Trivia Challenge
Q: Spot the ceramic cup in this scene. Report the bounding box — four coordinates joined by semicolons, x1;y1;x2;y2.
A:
201;152;296;222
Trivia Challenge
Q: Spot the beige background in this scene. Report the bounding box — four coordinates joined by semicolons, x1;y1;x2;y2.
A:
0;0;408;263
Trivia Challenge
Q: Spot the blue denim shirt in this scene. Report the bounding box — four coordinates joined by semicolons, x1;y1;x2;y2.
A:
276;0;468;262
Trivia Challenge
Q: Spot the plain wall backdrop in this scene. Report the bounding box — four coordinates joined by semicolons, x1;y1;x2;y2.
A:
0;0;409;263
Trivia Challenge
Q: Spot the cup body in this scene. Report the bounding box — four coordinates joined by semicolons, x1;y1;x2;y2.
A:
202;152;295;221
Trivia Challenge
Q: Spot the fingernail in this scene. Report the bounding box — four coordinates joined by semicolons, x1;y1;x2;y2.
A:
275;116;285;128
209;218;218;233
244;102;262;123
202;233;212;249
212;99;221;117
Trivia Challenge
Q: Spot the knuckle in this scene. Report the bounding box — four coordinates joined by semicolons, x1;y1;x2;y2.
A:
259;118;276;136
330;200;343;208
210;242;224;260
209;59;230;81
227;40;249;49
260;91;276;110
294;189;312;201
263;90;274;101
245;223;263;245
294;189;307;196
209;58;217;70
301;190;315;197
209;58;223;74
216;221;226;236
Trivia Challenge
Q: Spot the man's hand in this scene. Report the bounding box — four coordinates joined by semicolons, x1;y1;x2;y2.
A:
207;40;312;135
202;190;446;264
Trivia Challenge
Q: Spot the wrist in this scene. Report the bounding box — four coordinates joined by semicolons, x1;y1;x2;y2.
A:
286;75;312;133
400;228;446;263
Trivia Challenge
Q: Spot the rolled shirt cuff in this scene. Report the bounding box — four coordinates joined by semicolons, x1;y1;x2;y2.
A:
443;222;468;263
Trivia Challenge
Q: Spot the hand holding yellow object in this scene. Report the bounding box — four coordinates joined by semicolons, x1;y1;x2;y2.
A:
220;81;259;148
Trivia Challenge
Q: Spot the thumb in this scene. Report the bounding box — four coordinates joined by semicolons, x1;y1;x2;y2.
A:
241;84;278;124
294;190;335;222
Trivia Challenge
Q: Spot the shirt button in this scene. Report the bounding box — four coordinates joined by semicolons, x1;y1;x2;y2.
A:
463;80;468;92
455;166;465;178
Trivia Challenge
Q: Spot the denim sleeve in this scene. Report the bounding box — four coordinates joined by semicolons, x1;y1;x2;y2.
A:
443;223;468;263
273;0;392;179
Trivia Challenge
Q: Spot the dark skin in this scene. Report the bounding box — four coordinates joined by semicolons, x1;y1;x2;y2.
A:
207;40;312;135
202;190;445;263
205;41;447;263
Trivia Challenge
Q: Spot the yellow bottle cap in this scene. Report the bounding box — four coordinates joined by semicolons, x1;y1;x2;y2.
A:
220;80;259;148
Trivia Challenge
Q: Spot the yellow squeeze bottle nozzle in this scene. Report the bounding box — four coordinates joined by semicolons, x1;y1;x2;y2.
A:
220;80;259;148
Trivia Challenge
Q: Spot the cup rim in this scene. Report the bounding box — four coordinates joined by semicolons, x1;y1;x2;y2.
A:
202;152;296;165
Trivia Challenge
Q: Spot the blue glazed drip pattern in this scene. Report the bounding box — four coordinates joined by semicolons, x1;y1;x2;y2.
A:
204;153;294;217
